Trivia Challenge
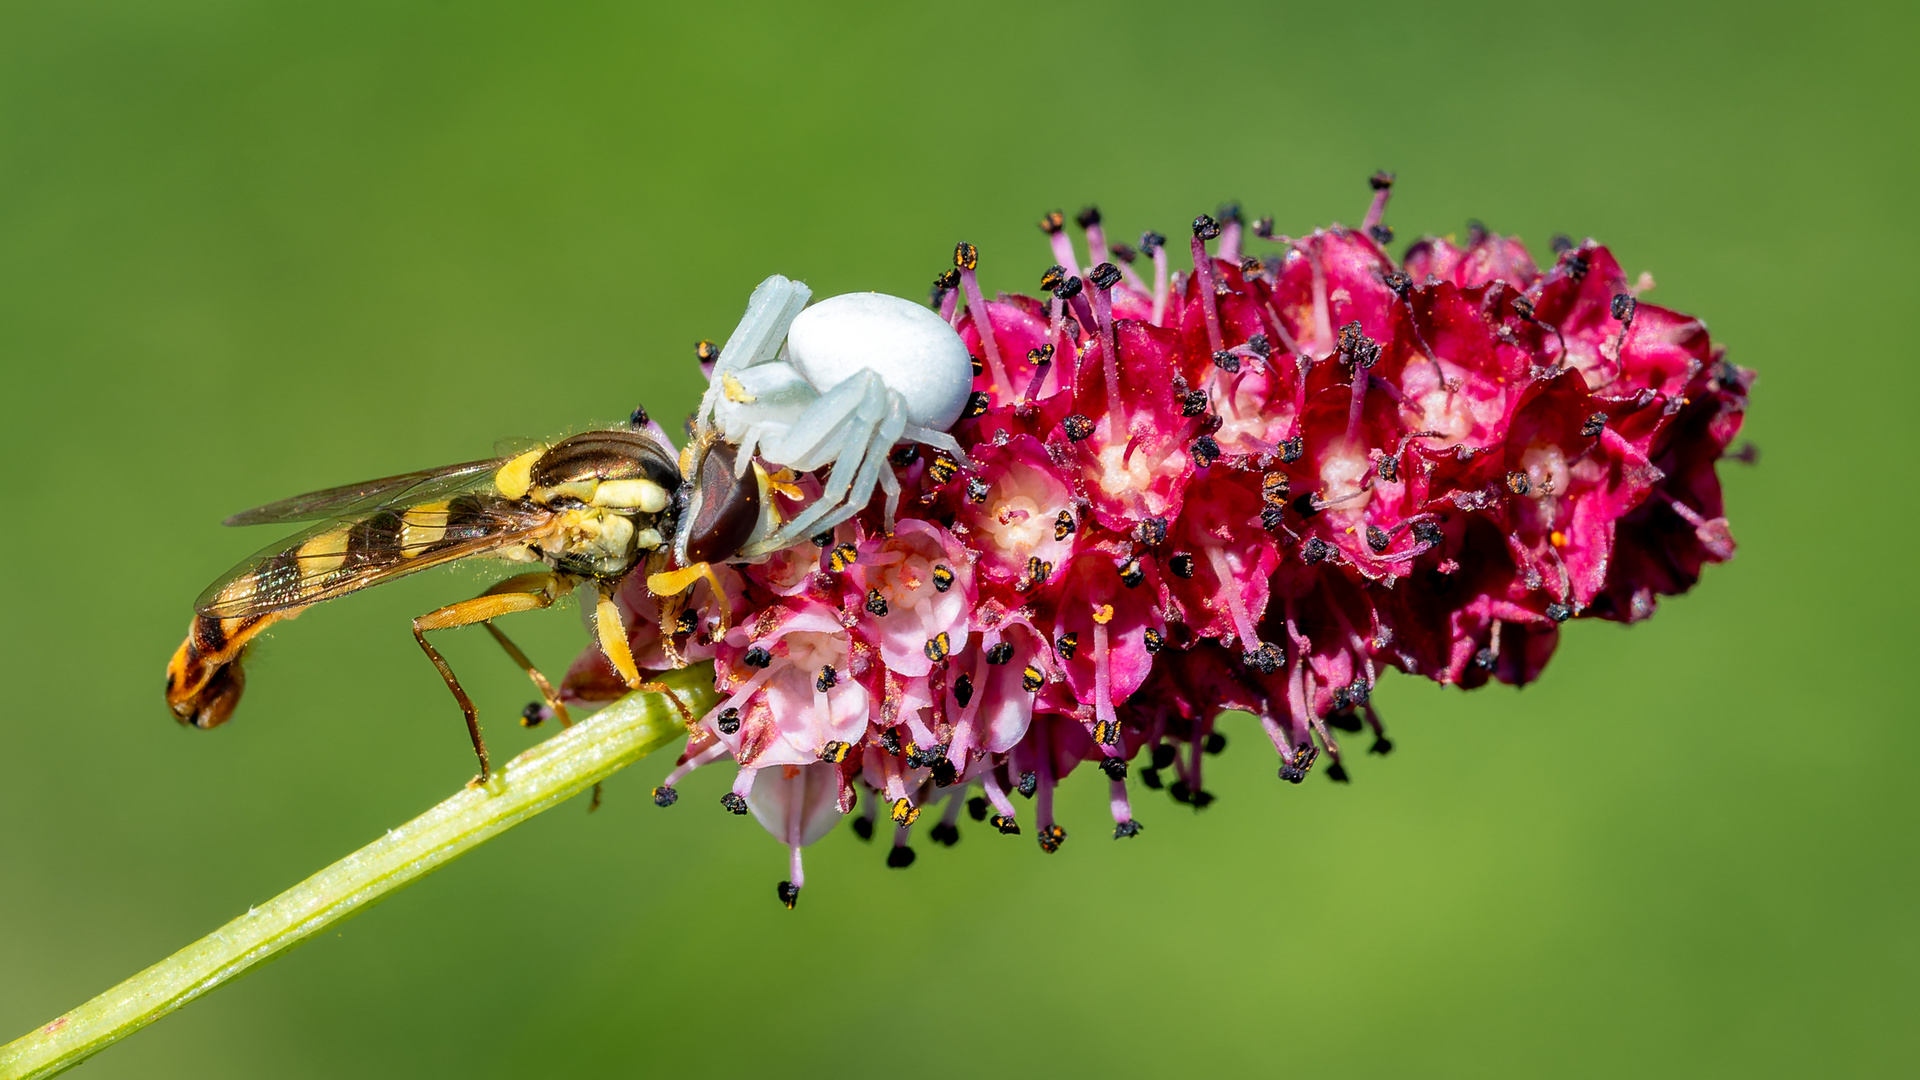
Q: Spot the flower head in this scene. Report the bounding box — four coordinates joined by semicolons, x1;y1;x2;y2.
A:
568;179;1753;905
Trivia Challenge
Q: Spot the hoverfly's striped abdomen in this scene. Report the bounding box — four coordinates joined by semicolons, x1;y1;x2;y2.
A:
166;610;282;729
166;423;684;737
201;494;538;619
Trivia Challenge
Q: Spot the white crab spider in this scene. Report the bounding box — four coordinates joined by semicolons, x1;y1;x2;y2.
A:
694;274;974;552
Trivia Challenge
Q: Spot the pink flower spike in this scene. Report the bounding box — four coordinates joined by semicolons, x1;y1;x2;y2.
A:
565;174;1750;906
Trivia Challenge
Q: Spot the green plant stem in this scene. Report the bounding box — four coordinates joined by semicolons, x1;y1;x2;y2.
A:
0;666;716;1080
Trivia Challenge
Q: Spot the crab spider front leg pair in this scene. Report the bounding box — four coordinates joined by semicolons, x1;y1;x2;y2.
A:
666;274;975;585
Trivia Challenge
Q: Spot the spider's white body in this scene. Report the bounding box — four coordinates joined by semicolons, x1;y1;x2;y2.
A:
694;274;973;555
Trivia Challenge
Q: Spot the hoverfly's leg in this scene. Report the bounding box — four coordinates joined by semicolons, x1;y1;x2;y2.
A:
413;581;562;785
477;573;572;729
481;622;569;729
645;561;734;636
479;611;605;812
593;588;643;689
647;554;691;671
637;680;698;726
592;586;697;725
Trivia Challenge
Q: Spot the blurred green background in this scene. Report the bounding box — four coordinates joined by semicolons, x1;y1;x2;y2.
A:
2;1;1913;1075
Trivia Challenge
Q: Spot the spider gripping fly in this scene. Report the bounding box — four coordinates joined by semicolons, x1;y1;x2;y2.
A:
648;274;977;605
165;423;687;784
165;275;979;785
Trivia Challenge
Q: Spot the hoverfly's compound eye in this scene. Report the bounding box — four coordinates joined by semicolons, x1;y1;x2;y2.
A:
685;440;761;565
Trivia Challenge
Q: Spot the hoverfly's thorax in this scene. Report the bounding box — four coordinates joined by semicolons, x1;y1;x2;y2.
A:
529;430;679;494
544;507;641;578
524;428;683;577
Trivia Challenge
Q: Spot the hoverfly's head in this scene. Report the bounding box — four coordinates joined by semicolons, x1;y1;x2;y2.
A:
672;436;774;568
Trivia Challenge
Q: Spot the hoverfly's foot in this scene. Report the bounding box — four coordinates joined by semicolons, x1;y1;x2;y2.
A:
639;680;697;725
646;561;733;636
647;562;711;598
588;781;605;813
466;769;506;795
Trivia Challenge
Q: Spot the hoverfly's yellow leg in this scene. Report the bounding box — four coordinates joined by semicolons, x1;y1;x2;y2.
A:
480;622;570;728
413;576;564;786
643;551;691;671
645;562;709;600
593;587;696;726
593;590;644;689
645;562;733;636
472;574;617;808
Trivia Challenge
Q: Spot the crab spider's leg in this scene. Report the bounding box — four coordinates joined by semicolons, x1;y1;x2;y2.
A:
756;378;896;550
876;447;902;533
733;424;767;478
759;369;885;472
749;440;876;555
722;277;810;376
832;395;906;535
901;424;972;468
746;394;882;552
757;388;889;550
696;275;811;429
776;398;899;547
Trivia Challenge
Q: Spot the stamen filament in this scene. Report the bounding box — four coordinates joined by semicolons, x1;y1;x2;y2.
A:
662;741;730;787
1151;243;1169;326
1094;284;1126;434
1190;234;1226;356
1346;363;1369;447
1050;229;1082;278
961;266;1012;397
1204;546;1262;648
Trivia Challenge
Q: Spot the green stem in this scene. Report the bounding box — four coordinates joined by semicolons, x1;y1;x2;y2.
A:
0;666;716;1080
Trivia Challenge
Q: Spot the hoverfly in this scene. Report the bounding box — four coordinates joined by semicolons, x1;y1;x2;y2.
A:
165;417;697;783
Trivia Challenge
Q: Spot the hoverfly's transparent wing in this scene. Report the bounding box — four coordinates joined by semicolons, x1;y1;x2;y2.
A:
221;457;511;527
695;275;812;430
492;435;547;460
196;490;553;618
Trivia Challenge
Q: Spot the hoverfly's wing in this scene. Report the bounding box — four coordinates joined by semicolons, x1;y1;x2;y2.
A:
195;491;554;618
222;457;511;527
492;435;547;459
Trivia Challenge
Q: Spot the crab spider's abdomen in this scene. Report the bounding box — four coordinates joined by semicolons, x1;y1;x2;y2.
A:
785;292;972;432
